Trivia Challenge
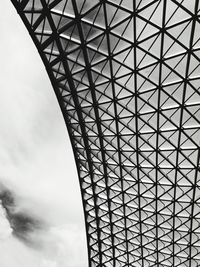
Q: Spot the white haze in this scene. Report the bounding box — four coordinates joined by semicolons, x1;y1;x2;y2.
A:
0;1;88;266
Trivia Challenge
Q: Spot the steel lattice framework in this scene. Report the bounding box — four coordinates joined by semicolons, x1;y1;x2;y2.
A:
10;0;200;266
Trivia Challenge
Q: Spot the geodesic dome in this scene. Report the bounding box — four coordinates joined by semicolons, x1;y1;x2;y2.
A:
10;0;200;266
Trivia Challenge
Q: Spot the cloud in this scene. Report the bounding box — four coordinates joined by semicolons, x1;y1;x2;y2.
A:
0;183;87;267
0;222;87;267
0;1;88;267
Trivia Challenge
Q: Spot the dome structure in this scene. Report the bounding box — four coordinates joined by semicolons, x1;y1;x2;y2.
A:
10;0;200;266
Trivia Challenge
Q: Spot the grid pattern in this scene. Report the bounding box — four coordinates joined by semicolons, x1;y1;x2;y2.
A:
10;0;200;266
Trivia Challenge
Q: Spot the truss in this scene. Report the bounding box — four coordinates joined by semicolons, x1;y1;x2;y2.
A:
10;0;200;266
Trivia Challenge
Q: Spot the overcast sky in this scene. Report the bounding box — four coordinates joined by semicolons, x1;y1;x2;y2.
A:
0;1;87;266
